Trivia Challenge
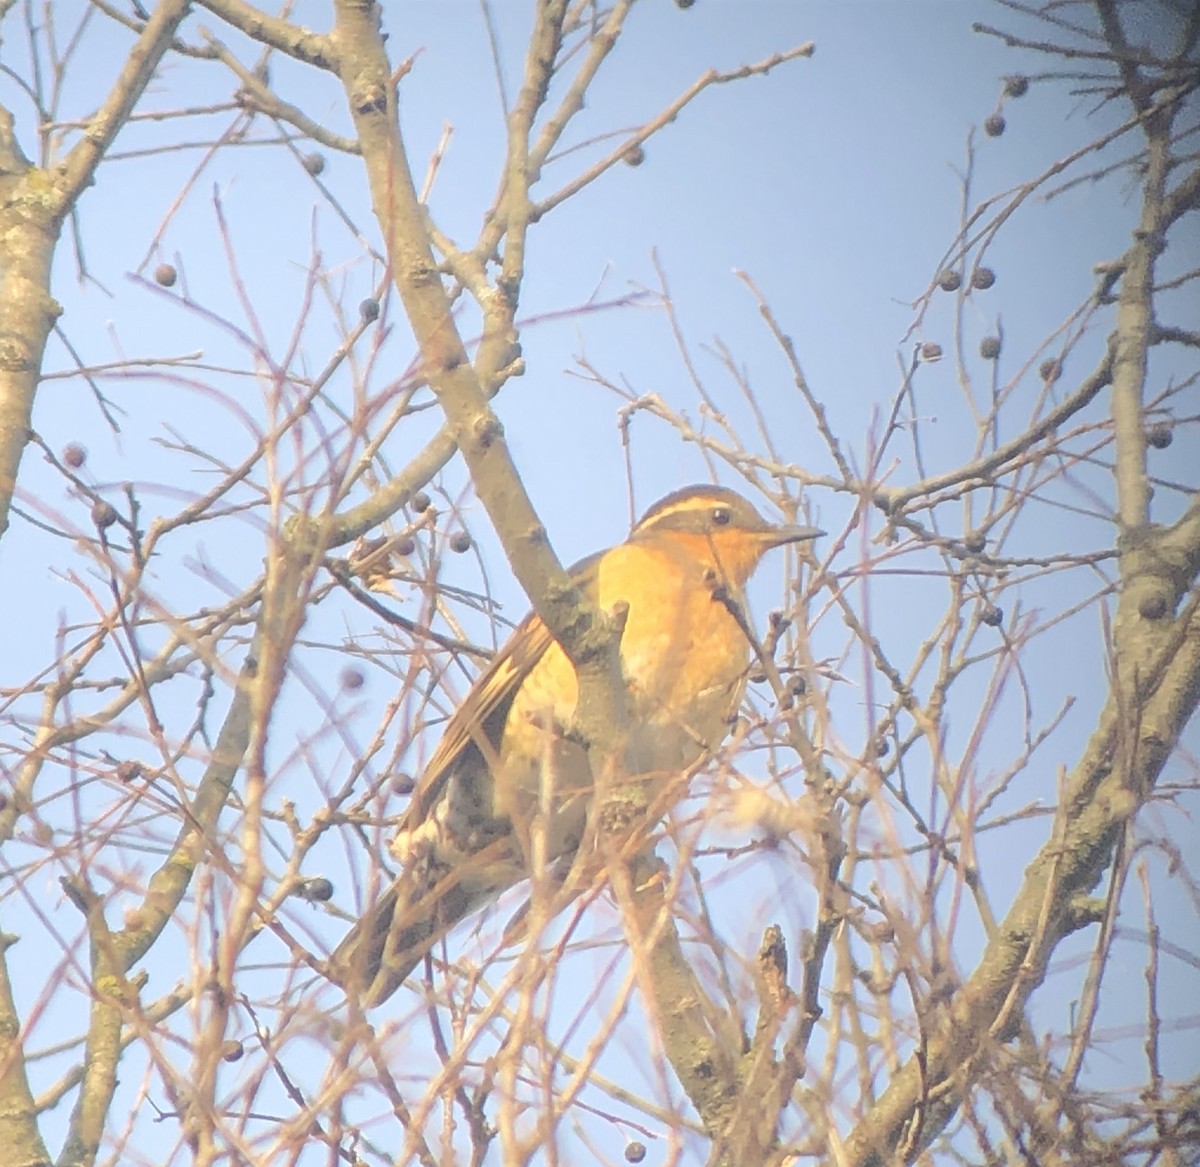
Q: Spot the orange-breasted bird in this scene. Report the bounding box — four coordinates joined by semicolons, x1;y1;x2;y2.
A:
331;485;820;1005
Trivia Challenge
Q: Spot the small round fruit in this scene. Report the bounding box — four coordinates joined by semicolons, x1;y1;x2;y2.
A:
1145;421;1172;449
980;603;1004;628
937;269;962;292
984;113;1006;137
971;267;996;290
979;336;1000;360
154;263;177;287
1139;592;1169;620
91;500;118;529
294;876;334;902
450;531;472;554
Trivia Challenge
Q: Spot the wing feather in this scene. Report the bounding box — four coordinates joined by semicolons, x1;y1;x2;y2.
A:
402;552;601;826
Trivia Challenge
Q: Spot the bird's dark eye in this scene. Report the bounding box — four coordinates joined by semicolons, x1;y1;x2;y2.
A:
712;506;731;526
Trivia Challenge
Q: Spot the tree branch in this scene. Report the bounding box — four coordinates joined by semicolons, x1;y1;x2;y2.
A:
330;0;627;752
197;0;338;70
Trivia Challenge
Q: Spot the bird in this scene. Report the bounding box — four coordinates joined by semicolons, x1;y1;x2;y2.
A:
331;484;821;1005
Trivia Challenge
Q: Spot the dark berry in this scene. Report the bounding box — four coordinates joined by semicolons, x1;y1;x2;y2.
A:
979;336;1001;360
339;666;365;691
980;603;1004;628
623;144;645;166
920;341;943;362
154;263;177;288
1139;593;1169;620
303;153;325;176
62;443;87;468
625;1143;647;1163
971;267;996;290
964;530;987;554
91;500;118;529
1146;421;1172;449
937;269;962;293
359;297;380;323
294;876;333;902
411;491;432;513
449;530;472;554
1003;75;1029;98
1039;358;1062;384
984;114;1006;138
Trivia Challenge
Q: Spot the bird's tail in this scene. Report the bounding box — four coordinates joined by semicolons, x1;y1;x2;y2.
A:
329;850;513;1006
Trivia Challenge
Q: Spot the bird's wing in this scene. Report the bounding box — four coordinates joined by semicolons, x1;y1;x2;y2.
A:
401;552;602;827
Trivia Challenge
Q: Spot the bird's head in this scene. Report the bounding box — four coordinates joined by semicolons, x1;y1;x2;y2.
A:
631;485;822;586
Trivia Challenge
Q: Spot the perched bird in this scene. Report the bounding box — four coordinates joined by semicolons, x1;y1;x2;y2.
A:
331;485;820;1005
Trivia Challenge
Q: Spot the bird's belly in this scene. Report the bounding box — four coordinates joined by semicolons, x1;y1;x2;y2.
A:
620;629;744;769
494;554;749;850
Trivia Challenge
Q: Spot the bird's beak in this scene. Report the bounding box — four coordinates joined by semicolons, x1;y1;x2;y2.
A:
766;524;824;548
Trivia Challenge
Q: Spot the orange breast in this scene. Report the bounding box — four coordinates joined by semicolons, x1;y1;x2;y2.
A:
602;540;750;769
494;539;753;844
